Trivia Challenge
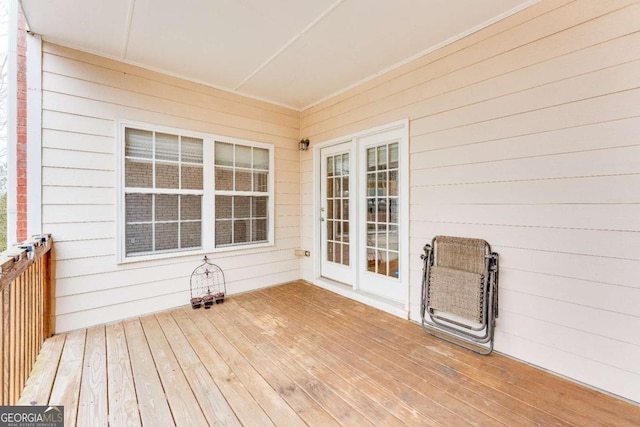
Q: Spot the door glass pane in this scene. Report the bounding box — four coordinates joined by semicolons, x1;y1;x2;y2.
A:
365;142;400;279
377;145;387;170
389;142;399;169
325;152;350;267
327;157;334;177
367;148;376;171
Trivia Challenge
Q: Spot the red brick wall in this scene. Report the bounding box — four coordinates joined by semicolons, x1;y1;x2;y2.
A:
16;8;27;241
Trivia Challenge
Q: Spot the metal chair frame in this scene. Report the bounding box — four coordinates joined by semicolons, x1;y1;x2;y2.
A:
420;236;499;355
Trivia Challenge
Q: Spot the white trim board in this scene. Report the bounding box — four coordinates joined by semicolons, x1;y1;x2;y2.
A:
27;32;43;236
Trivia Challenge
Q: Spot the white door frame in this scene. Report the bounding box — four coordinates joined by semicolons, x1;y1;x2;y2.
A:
311;119;410;317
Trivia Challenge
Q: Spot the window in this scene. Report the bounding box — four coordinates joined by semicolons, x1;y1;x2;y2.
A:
214;142;270;247
123;128;204;257
119;122;274;262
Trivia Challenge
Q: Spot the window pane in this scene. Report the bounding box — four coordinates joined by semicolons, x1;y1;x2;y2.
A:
253;148;269;170
215;196;232;219
181;221;201;249
253;171;268;192
156;163;179;189
234;196;250;218
212;141;272;249
252;219;267;242
126;224;152;255
233;219;250;244
125;159;152;188
327;156;334;177
155;222;178;251
235;145;251;168
181;137;203;164
125;128;152;159
215;167;233;191
155;133;179;161
215;142;234;166
181;164;203;190
181;195;201;220
156;194;178;221
235;169;252;191
215;220;232;245
252;196;267;217
125;193;152;222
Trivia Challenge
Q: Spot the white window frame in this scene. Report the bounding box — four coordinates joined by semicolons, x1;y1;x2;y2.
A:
117;120;274;263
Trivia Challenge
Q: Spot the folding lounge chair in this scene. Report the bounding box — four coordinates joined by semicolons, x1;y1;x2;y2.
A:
420;235;499;355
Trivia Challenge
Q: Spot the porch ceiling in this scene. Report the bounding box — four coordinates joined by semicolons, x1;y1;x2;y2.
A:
20;0;536;110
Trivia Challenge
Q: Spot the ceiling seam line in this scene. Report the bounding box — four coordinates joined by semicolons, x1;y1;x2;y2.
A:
233;0;346;92
121;0;136;59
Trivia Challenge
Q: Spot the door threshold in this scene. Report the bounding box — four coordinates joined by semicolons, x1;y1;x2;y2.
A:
313;277;408;319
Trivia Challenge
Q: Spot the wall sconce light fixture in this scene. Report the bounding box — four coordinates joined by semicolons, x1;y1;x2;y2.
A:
298;138;310;151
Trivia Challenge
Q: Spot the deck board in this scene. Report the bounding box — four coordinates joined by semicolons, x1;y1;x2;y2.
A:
172;308;276;426
155;311;240;427
139;315;208;427
19;282;640;426
48;328;86;427
105;322;141;427
77;325;108;426
123;319;174;427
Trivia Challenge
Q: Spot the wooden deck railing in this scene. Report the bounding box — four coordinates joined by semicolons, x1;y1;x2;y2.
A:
0;234;53;405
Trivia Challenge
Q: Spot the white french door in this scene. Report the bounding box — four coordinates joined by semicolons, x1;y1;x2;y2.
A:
357;128;404;302
320;143;355;285
317;122;408;306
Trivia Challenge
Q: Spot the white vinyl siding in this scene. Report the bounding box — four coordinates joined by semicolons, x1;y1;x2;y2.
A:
300;0;640;404
41;43;299;334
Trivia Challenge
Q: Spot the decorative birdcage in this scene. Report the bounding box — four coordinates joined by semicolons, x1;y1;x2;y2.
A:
190;256;226;309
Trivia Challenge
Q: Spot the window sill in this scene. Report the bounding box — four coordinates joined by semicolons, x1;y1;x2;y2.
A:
118;241;275;264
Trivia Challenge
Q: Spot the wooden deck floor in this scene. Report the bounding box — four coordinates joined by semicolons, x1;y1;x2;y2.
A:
19;281;640;426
